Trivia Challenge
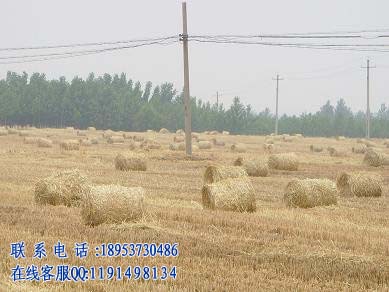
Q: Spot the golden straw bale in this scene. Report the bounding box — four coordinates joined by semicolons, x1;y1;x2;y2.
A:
174;136;185;143
7;128;18;134
90;138;99;145
352;144;367;154
202;178;256;212
60;139;80;150
263;143;274;152
159;128;170;134
203;131;210;135
310;145;323;152
383;139;389;146
265;138;275;144
122;132;132;139
356;138;366;144
87;127;96;131
107;135;125;144
191;132;200;139
363;148;389;167
18;131;29;137
140;139;161;150
294;133;303;138
35;169;90;207
0;129;8;136
176;129;184;135
204;165;247;184
222;131;230;135
283;136;295;142
364;140;378;148
24;137;39;144
169;142;185;151
231;143;247;153
234;157;268;177
146;129;155;133
77;130;87;137
336;172;382;197
212;138;225;146
336;136;346;141
38;138;53;148
66;127;74;131
210;130;219;135
103;130;115;138
327;146;347;157
114;153;147;171
81;185;145;226
198;141;212;149
284;178;337;208
268;153;299;171
133;135;144;142
80;139;92;147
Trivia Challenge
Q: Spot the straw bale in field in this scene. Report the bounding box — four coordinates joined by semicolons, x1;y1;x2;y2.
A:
146;129;155;133
140;139;161;150
352;144;367;154
284;178;337;208
81;184;145;226
35;169;90;207
363;148;389;167
60;139;80;150
294;133;303;138
8;128;18;134
336;136;346;141
159;128;170;134
310;145;323;152
364;140;378;148
90;137;99;145
77;130;87;137
24;137;39;144
202;177;256;212
87;127;96;131
234;157;269;177
174;136;185;143
115;153;146;171
265;138;275;144
263;143;274;152
212;138;225;146
176;129;184;135
356;138;366;144
66;127;74;131
38;138;53;148
203;131;210;135
327;146;347;157
210;130;219;135
384;139;389;146
169;142;185;151
268;153;299;171
192;132;200;139
133;135;145;142
204;165;247;184
18;131;29;137
283;136;295;142
80;139;92;146
336;172;382;197
198;141;212;149
231;143;247;153
107;135;125;144
0;129;8;136
122;132;132;139
103;130;114;138
222;131;230;135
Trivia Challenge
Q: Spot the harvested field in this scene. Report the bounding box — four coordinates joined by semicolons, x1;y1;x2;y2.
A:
0;129;389;291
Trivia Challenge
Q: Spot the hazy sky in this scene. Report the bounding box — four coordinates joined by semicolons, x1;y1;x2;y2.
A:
2;0;389;115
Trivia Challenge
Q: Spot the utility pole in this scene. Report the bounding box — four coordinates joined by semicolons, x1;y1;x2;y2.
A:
272;74;283;135
362;59;375;139
180;2;192;155
216;91;219;107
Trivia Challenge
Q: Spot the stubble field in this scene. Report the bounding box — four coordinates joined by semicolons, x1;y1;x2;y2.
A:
0;128;388;291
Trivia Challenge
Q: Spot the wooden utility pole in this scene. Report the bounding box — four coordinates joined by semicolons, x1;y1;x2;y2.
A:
181;2;192;155
273;74;283;135
216;91;219;107
362;59;375;139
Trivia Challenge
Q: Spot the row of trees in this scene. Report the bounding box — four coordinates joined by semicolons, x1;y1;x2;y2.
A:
0;71;388;138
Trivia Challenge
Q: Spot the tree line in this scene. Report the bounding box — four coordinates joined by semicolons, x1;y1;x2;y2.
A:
0;71;388;138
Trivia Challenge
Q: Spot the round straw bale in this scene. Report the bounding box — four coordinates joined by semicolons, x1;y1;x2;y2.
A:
77;130;87;137
363;148;389;167
103;130;114;138
18;131;29;137
176;129;184;135
107;135;125;144
283;136;295;142
356;138;366;144
7;128;18;134
336;136;346;141
174;136;185;143
0;129;8;136
133;135;145;142
60;139;80;150
268;153;299;171
384;139;389;146
352;144;367;154
263;143;274;152
294;133;303;138
310;145;323;152
24;137;39;144
38;138;53;148
114;153;146;171
327;146;347;157
159;128;170;134
231;143;247;153
87;127;96;131
81;185;145;226
35;169;90;207
210;130;219;135
203;131;210;135
284;178;337;208
140;139;161;150
204;165;247;184
80;139;92;147
212;138;225;146
90;137;99;145
122;132;132;139
169;142;185;151
265;138;275;144
202;177;255;212
192;132;200;139
198;141;212;149
364;140;378;148
146;129;155;133
66;127;74;131
336;172;382;197
222;131;230;135
235;158;269;177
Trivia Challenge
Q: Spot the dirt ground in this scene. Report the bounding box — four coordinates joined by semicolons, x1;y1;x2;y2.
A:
0;128;388;291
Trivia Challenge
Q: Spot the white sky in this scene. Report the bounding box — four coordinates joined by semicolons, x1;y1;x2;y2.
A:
2;0;389;115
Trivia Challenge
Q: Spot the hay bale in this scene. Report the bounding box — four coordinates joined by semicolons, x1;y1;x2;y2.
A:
133;135;145;142
356;138;366;144
210;130;219;135
212;138;225;146
192;132;200;140
202;178;256;212
18;131;29;137
364;140;378;148
77;130;87;137
222;131;230;135
336;172;382;197
146;129;155;134
204;165;247;184
114;153;146;171
176;129;184;135
24;137;39;144
294;134;303;138
81;184;145;226
35;170;90;207
336;136;346;141
363;148;389;167
140;139;161;150
265;138;275;144
174;136;185;143
87;127;96;131
198;141;212;149
66;127;74;131
107;135;125;144
80;139;92;147
284;178;337;208
268;153;299;171
38;138;53;148
169;142;185;151
159;128;170;134
7;128;18;134
60;139;80;150
310;145;323;152
122;132;132;139
90;138;99;145
203;131;210;135
352;144;367;154
231;143;247;153
103;130;114;138
263;143;274;152
283;136;295;142
234;157;268;177
383;139;389;146
0;129;8;136
327;146;347;157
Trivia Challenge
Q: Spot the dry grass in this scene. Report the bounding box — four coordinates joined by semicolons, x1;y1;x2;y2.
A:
1;130;389;291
